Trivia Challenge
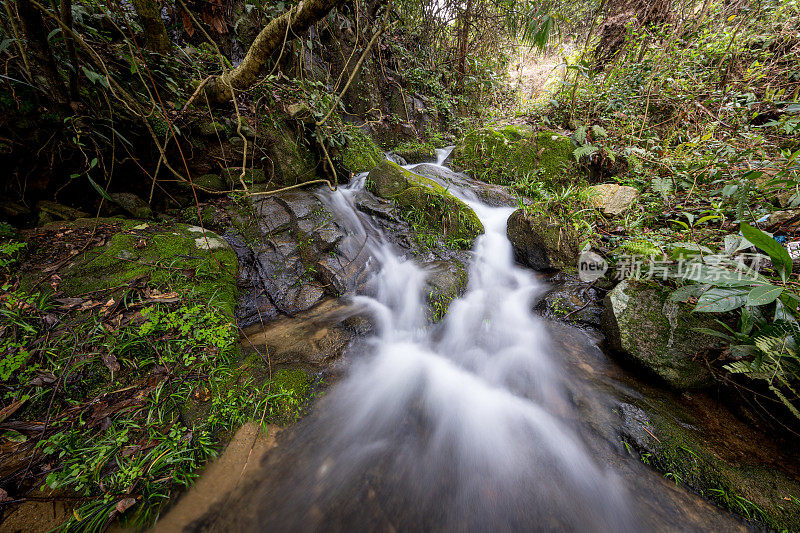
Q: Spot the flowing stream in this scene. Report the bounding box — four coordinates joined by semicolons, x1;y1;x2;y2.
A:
182;151;751;532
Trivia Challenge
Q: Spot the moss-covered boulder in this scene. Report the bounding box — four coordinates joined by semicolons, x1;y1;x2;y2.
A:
53;219;238;315
259;118;316;185
221;167;267;186
602;281;723;389
451;125;574;185
393;141;436;164
620;401;800;530
341;127;383;174
366;160;483;247
506;209;579;271
424;260;468;321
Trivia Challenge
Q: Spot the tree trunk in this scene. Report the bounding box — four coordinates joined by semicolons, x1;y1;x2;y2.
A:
130;0;172;54
202;0;345;103
17;0;69;107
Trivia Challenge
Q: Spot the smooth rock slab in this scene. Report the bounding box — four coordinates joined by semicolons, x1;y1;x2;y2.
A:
587;184;640;216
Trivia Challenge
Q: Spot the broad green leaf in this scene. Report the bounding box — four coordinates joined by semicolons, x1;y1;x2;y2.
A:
746;284;784;306
669;284;706;302
694;287;749;313
87;176;113;201
740;222;793;280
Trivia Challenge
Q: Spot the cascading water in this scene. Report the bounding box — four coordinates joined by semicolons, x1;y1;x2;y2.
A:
185;153;645;532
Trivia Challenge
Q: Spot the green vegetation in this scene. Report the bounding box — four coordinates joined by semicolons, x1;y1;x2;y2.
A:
452;125;576;185
367;160;484;249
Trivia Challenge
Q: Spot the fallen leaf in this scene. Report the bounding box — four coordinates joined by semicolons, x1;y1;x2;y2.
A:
101;353;120;374
193;387;211;402
27;371;57;387
116;498;136;514
0;488;12;502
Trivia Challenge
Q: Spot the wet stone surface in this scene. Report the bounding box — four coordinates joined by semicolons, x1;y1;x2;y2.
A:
226;190;372;329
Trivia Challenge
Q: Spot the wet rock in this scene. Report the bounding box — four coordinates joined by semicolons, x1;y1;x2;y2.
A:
413;164;517;207
507;209;579;271
241;299;364;368
252;197;292;234
586;184;640;216
353;191;397;221
424;260;468;321
228;189;373;328
367;160;484;245
109;192;152;219
385;153;407;166
538;274;603;326
618;399;800;531
601;280;721;389
36;201;89;225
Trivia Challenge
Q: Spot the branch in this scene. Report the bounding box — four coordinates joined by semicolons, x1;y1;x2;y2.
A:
202;0;345;103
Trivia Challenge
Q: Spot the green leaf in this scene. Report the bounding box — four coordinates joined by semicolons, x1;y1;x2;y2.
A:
740;222;793;280
747;284;784;306
86;176;113;201
695;287;749;312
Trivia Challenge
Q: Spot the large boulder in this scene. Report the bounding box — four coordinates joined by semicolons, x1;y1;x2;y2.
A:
619;400;800;531
506;209;579;271
586;183;639;216
451;125;574;185
367;160;484;247
602;281;723;388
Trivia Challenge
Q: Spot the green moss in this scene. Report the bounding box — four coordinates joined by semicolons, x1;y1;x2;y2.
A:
271;368;311;395
54;219;238;316
367;161;484;248
633;407;800;530
451;125;575;186
258;116;316;185
393;140;436;164
341;126;383;174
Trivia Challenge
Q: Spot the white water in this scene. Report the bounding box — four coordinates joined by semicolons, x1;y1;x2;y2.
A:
303;153;634;531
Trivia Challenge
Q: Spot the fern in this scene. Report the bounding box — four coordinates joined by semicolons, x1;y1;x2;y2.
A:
591;124;608;138
651;177;672;201
734;179;750;221
573;144;598;162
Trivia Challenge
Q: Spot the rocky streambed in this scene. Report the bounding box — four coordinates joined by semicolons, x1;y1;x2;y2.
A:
161;151;800;531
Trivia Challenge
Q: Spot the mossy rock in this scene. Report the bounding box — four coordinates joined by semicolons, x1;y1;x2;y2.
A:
506;209;579;271
51;219;238;316
393;141;436;164
621;401;800;530
259;118;316;186
193;173;229;193
221;167;267;186
451;125;574;185
424;260;468;321
367;160;483;247
602;280;722;389
197;121;228;137
341;127;383;174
